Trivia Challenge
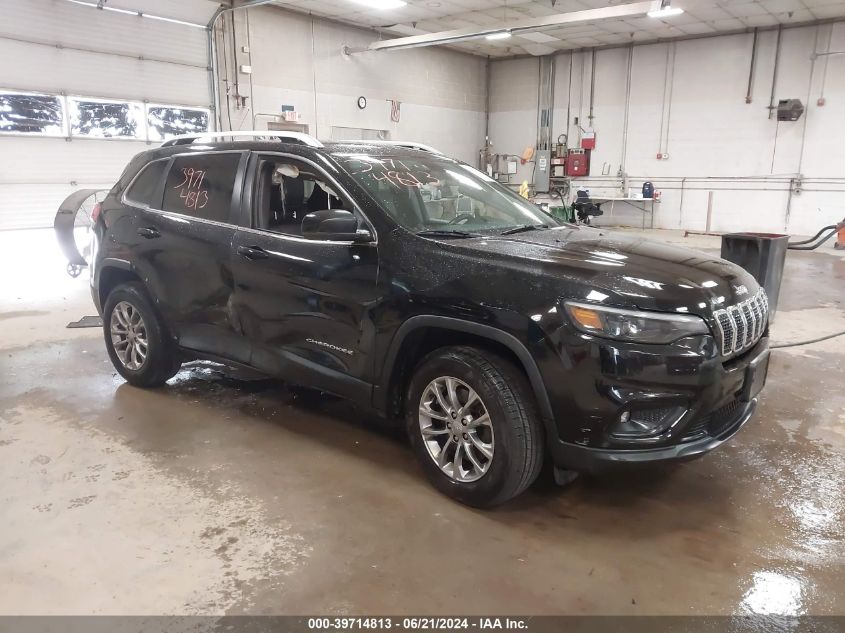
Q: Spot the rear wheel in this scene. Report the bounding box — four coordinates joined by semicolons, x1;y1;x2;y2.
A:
406;346;544;507
103;282;181;387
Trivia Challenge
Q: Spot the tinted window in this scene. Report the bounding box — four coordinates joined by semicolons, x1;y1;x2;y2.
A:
163;154;241;223
125;160;167;207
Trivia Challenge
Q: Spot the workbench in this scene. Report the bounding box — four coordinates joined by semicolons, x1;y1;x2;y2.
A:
589;196;660;230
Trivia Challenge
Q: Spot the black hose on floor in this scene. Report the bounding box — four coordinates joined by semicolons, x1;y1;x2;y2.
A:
787;228;837;251
771;330;845;349
788;224;837;246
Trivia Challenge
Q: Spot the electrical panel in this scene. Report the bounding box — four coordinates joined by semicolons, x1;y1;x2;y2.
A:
534;150;552;193
566;149;589;177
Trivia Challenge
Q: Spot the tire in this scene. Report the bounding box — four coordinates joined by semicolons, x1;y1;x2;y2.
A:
406;346;544;507
103;282;181;388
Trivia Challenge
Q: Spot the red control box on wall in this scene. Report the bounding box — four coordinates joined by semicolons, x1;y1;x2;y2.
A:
581;131;597;150
566;149;589;177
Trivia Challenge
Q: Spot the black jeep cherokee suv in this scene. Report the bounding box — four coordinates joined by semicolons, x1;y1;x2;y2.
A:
91;132;770;507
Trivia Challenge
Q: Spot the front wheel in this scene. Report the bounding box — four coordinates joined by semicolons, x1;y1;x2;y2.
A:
406;346;544;507
103;282;181;387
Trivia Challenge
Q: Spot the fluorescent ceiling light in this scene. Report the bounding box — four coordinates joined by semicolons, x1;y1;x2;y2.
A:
648;0;683;18
522;43;557;56
485;31;512;40
648;7;683;17
349;0;407;9
519;32;559;44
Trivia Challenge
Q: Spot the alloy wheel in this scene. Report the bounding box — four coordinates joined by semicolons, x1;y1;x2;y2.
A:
110;300;148;371
418;376;495;483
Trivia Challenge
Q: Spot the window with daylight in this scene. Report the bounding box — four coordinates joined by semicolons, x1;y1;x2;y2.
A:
147;105;209;141
0;92;64;134
69;98;143;139
0;89;210;141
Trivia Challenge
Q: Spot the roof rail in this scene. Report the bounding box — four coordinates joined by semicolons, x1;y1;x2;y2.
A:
161;130;324;148
334;140;444;154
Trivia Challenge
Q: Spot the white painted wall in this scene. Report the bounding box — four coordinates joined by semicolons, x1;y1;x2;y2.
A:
490;22;845;235
217;6;487;165
488;57;539;185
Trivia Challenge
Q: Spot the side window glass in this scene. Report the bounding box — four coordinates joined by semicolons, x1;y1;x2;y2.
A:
163;153;241;223
125;160;167;207
254;158;352;236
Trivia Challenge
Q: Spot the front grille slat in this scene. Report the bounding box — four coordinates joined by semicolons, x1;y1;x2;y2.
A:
741;302;754;347
712;288;768;358
748;296;759;340
731;305;746;350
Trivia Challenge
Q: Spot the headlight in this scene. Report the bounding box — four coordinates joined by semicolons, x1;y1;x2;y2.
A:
564;301;710;344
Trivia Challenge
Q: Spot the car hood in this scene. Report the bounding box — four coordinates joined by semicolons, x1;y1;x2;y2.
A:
449;227;759;316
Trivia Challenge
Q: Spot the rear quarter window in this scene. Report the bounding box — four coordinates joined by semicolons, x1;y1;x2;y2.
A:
124;159;168;207
162;153;242;223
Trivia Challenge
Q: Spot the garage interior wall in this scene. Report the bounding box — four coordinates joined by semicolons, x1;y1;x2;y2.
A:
213;5;487;166
0;0;214;230
489;21;845;236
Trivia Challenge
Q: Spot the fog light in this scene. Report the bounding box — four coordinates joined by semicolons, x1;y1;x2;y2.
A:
611;405;686;441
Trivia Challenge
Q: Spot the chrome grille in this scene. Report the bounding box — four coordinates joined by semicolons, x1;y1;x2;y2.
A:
713;288;769;357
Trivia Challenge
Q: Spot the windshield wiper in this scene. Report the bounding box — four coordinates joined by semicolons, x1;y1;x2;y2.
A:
499;224;550;235
415;229;483;239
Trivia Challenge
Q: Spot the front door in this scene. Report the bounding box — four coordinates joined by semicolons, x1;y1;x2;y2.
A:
230;153;380;404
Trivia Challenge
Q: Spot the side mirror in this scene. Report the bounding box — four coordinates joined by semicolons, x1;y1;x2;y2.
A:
301;209;372;242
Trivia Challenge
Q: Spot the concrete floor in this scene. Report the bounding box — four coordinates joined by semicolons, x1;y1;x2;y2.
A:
1;228;844;616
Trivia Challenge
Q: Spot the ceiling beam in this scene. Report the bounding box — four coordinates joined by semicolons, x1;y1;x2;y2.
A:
343;1;660;54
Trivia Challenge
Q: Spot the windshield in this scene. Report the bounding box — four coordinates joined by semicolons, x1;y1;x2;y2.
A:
334;153;561;235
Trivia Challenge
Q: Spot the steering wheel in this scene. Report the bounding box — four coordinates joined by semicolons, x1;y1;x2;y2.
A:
446;213;477;225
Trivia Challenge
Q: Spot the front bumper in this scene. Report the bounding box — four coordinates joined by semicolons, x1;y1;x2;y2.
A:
550;398;757;473
541;331;769;473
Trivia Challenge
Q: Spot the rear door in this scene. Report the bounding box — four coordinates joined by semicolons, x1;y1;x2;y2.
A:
125;150;251;363
229;153;379;404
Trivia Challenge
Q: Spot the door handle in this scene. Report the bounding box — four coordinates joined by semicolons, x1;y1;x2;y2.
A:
137;226;161;239
237;245;270;260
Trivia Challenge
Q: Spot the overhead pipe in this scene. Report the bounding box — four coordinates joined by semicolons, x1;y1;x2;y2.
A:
618;43;634;182
746;28;759;104
768;24;784;120
536;56;556;151
664;42;676;156
499;17;842;67
483;57;491;166
565;53;573;143
811;49;845;58
658;43;671;153
797;26;820;177
207;0;278;131
588;48;596;127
